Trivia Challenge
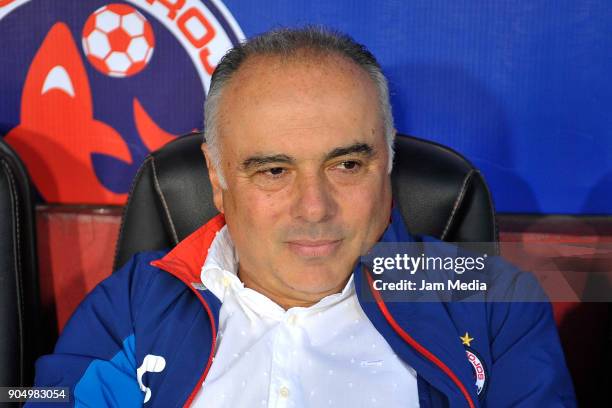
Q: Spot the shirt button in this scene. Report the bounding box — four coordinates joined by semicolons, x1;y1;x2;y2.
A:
222;276;231;288
279;386;290;398
287;315;298;326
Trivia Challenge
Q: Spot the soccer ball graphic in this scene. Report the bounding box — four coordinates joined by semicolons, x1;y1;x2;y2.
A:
82;4;155;78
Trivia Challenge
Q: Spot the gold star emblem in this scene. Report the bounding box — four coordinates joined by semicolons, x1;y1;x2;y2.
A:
460;332;474;347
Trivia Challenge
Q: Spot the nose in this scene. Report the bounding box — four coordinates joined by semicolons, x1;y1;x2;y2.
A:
291;171;337;223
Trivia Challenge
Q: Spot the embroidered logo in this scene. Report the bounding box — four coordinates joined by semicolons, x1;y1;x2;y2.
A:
460;332;473;347
460;332;487;398
465;348;487;397
137;354;166;403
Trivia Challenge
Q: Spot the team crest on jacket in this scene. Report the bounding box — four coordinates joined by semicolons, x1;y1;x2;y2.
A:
465;347;487;397
0;0;244;204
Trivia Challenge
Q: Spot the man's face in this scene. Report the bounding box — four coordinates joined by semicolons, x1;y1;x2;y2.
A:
204;53;392;307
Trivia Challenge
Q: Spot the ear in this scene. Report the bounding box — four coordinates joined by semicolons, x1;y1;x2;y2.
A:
201;143;224;213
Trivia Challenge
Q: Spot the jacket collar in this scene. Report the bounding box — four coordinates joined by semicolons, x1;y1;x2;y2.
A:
150;213;226;283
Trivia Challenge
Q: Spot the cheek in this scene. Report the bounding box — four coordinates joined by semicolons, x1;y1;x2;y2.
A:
339;176;391;239
245;187;288;217
225;188;299;273
341;175;389;214
224;185;288;236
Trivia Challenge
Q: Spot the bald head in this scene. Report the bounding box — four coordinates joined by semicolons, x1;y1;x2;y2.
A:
203;27;396;187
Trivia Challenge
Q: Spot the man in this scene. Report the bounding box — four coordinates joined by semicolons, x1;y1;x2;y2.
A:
29;27;575;407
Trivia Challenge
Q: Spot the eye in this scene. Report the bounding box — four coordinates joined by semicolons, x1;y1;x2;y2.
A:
263;167;286;177
253;167;289;180
250;166;292;190
334;160;361;171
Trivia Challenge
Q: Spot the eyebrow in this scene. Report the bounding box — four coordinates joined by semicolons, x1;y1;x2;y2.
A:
241;154;294;170
324;143;374;161
240;142;375;171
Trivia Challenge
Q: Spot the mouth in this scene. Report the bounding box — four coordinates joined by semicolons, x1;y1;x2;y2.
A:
286;239;343;258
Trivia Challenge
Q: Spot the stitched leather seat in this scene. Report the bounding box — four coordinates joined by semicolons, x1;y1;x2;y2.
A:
114;132;498;270
0;139;39;387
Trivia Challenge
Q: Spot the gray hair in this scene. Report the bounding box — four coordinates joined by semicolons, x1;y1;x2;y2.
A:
204;26;395;188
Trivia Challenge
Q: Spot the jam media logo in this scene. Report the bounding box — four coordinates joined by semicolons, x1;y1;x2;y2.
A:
0;0;243;204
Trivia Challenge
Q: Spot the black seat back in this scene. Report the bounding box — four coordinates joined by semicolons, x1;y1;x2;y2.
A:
0;139;39;387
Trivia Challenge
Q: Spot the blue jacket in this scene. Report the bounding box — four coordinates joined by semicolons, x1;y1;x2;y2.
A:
29;209;576;407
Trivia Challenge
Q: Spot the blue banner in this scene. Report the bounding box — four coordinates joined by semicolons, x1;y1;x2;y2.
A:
1;0;610;214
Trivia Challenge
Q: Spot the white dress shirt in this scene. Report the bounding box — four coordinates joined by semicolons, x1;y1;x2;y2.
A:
191;226;419;407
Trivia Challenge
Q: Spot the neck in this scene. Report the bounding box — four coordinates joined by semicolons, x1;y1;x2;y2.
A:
237;268;349;310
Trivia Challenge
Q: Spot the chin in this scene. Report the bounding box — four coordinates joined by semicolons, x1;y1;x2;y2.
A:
287;263;351;295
